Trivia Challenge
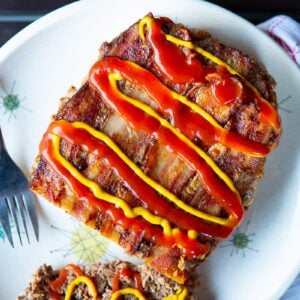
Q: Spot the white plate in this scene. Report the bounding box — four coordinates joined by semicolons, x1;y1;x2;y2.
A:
0;0;300;299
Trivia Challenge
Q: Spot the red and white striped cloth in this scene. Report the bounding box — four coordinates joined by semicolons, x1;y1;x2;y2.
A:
258;15;300;66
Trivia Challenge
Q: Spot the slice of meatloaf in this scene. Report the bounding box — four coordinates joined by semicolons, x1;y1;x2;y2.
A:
18;261;189;300
30;14;281;284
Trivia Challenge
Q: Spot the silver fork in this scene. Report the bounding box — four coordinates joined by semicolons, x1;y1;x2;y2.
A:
0;126;39;247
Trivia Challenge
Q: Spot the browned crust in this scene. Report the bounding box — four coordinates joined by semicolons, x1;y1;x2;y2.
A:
30;14;279;283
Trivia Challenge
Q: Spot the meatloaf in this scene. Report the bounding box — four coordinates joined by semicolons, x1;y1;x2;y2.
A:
30;14;281;284
18;261;189;299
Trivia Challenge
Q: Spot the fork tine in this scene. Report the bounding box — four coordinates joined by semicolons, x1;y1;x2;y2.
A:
0;197;14;247
15;195;30;244
23;191;39;241
6;197;22;246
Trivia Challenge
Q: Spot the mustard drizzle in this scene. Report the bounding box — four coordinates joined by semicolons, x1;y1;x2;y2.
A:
44;16;257;264
108;73;240;210
54;111;237;227
139;16;264;100
64;276;187;300
40;16;271;300
163;287;189;300
165;34;266;100
64;276;98;300
51;117;228;237
111;288;146;300
51;133;183;236
139;16;279;131
51;130;204;246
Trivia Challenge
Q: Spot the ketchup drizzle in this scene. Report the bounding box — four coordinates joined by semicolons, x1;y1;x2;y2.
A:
39;16;282;261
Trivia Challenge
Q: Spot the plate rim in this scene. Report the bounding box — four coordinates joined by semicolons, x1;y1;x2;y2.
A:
0;0;299;298
1;0;299;77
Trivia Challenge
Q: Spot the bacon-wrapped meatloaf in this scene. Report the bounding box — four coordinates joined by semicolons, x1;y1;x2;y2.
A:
30;14;281;284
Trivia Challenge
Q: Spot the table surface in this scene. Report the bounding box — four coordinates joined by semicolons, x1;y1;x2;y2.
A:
0;1;299;299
